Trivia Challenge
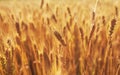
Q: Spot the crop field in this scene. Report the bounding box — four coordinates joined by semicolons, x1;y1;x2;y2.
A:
0;0;120;75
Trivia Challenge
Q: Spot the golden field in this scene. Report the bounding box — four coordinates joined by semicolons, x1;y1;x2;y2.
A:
0;0;120;75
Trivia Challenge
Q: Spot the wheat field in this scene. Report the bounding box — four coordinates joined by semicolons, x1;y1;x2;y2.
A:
0;0;120;75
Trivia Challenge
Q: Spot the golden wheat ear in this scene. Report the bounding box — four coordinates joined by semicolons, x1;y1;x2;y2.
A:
115;6;118;17
54;31;66;46
109;18;116;49
67;7;71;17
15;22;21;37
40;0;44;9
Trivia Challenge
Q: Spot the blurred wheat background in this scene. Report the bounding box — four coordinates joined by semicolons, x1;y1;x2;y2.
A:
0;0;120;75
